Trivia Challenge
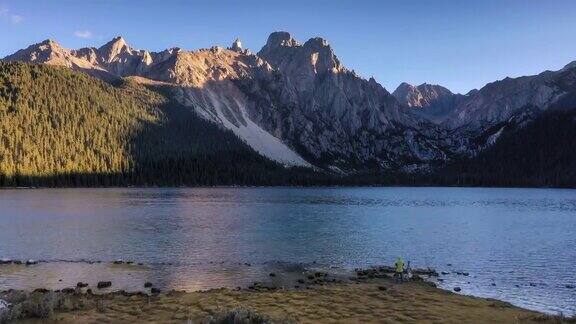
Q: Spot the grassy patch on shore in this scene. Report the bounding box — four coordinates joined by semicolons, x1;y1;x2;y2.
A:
3;280;572;323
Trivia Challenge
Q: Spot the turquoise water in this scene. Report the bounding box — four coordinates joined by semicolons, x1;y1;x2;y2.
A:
0;187;574;315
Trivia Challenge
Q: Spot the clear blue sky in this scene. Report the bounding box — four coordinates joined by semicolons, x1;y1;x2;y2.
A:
1;0;575;94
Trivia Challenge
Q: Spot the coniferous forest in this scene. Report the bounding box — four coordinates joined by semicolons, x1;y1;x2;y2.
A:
431;107;576;188
0;62;335;187
0;62;575;188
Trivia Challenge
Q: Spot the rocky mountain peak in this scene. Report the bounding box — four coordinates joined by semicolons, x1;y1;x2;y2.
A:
24;39;66;55
393;82;455;108
36;39;67;55
229;38;243;52
561;61;576;72
264;31;300;49
303;37;330;49
38;39;61;48
2;39;72;65
392;83;419;106
258;32;343;77
98;36;132;62
417;83;453;97
102;36;128;48
393;82;464;123
393;82;417;97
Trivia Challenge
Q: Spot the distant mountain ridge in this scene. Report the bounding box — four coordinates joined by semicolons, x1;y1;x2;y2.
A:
392;62;576;129
392;82;466;123
4;37;182;81
4;32;576;178
442;64;576;129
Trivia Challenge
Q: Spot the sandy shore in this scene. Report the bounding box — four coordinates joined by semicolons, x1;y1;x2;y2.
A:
2;266;572;323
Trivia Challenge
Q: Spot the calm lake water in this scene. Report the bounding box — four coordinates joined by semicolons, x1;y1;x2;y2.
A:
0;187;574;315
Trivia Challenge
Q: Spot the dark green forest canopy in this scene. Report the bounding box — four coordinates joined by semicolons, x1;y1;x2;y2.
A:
0;62;160;179
436;108;576;188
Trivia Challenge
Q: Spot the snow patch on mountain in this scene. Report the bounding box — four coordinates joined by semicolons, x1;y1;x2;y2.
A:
208;92;310;167
175;84;311;167
486;127;504;146
233;118;311;167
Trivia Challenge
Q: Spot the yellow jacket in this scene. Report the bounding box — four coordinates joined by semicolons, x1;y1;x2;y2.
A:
395;258;404;273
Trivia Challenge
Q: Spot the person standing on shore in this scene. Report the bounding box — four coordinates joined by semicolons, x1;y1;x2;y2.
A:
395;257;405;283
406;261;413;280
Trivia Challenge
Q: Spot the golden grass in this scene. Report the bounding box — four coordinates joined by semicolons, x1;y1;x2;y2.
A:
17;280;566;323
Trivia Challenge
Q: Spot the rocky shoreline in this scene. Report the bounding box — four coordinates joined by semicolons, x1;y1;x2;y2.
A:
1;265;573;323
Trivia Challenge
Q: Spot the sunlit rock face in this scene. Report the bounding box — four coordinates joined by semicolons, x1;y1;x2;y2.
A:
6;33;576;172
3;37;180;82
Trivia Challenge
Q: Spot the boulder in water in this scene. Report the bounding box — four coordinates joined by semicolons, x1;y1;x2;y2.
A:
97;281;112;289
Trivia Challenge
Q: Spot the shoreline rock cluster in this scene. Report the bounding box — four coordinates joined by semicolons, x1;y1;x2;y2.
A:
355;266;439;280
0;259;38;266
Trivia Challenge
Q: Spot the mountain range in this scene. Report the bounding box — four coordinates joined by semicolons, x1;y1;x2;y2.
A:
2;32;576;186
